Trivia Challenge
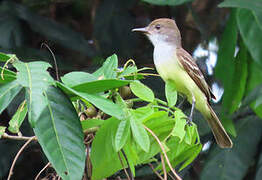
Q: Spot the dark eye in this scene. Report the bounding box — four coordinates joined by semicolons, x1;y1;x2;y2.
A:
155;24;161;30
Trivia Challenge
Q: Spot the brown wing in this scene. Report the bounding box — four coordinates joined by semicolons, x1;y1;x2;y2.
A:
176;48;216;101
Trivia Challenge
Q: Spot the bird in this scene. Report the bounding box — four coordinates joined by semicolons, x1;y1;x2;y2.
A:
132;18;233;148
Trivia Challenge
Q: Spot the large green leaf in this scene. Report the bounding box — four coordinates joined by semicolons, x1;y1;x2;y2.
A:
0;80;22;114
0;67;16;84
61;71;97;87
90;117;123;180
57;82;125;120
33;86;85;180
200;116;262;180
215;10;238;133
215;9;238;112
71;79;130;94
13;61;55;125
141;0;192;6
226;40;248;114
219;0;262;28
237;9;262;66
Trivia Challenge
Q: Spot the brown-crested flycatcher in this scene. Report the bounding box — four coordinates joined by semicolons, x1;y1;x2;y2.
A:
132;18;233;148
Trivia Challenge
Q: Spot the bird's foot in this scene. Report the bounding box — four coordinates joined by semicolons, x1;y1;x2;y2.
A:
185;116;193;126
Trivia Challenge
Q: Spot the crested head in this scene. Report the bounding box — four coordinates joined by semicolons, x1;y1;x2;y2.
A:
132;18;182;48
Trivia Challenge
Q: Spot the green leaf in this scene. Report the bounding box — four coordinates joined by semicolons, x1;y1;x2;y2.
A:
171;110;187;141
33;86;85;180
57;82;124;120
179;143;202;171
219;0;262;29
228;40;248;114
91;117;123;180
0;67;16;84
130;81;154;102
0;53;18;62
115;119;131;151
237;9;262;66
141;0;192;6
102;54;118;79
200;116;262;180
0;80;22;114
130;118;150;152
81;119;104;131
61;71;97;87
165;80;177;107
0;126;6;138
13;61;55;125
71;79;130;94
215;9;238;112
8;100;27;133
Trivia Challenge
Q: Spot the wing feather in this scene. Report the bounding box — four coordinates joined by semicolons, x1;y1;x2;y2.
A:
176;48;216;101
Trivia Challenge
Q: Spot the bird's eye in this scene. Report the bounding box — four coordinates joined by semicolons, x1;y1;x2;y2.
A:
155;24;161;30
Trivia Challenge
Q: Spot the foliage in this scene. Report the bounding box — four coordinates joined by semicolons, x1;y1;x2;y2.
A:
0;53;201;179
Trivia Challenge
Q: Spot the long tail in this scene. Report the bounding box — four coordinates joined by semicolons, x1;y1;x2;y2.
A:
203;103;233;148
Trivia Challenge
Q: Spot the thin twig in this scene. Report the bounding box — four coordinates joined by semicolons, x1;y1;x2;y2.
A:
121;150;134;180
7;136;36;180
2;133;37;141
148;163;164;180
34;162;51;180
144;126;182;180
118;152;131;180
41;43;59;81
160;154;167;180
168;172;177;180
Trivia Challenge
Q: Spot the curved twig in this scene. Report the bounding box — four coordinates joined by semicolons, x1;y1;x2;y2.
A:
41;43;59;81
148;163;164;180
7;136;36;180
144;126;182;180
34;162;51;180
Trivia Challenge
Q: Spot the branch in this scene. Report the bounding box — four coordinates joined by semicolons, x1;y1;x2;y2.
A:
7;136;36;180
148;163;164;180
160;154;167;180
144;126;182;180
34;162;51;180
2;133;37;141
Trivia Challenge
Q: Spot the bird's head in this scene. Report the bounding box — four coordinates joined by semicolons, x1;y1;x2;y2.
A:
132;18;181;47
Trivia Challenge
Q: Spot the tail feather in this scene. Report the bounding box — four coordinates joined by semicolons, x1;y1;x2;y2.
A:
204;104;233;148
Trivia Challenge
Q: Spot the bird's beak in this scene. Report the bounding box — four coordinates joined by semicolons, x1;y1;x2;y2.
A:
132;27;149;34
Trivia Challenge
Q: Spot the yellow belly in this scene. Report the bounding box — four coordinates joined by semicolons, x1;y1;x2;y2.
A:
155;55;208;113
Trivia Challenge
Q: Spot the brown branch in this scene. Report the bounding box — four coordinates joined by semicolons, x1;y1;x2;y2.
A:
34;162;51;180
118;152;131;180
160;154;167;180
7;136;36;180
144;126;182;180
2;133;37;141
148;163;164;180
